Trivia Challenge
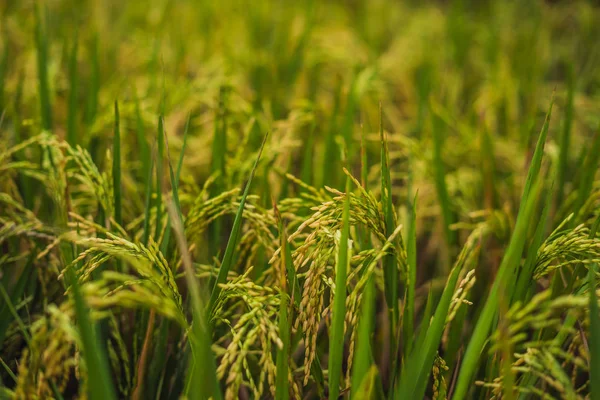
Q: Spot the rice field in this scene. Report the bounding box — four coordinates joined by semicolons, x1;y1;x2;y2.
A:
1;1;600;399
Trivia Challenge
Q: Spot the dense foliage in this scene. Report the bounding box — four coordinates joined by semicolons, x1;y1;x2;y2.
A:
1;1;600;399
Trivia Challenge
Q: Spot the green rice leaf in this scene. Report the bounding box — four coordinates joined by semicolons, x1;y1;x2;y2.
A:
328;174;352;400
67;32;78;147
351;272;375;399
34;2;52;131
208;132;268;313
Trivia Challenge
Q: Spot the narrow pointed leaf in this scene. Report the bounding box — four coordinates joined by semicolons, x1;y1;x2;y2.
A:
328;174;352;400
208;133;269;312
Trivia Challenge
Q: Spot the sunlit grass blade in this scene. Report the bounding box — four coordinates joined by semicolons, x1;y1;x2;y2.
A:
67;32;78;146
155;116;165;241
328;174;351;400
379;103;399;363
112;101;122;273
481;124;498;209
321;81;342;187
208;132;269;313
34;2;52;131
519;97;554;207
275;289;290;400
113;101;122;227
351;272;375;399
134;91;150;186
210;86;228;252
167;201;222;400
360;123;368;189
176;115;191;184
403;193;417;354
511;179;554;305
160;114;190;256
352;365;378;400
142;144;155;247
274;208;292;400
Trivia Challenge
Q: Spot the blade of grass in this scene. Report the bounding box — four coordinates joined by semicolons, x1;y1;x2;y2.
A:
360;123;368;189
210;86;228;253
113;101;122;227
431;109;456;249
0;283;31;346
139;116;191;398
113;101;122;273
275;289;290;400
0;357;16;384
134;141;156;397
511;178;554;305
275;202;325;396
176;115;191;183
134;91;150;187
328;174;351;400
351;271;375;399
413;284;435;356
321;79;342;187
208;132;269;313
161;114;191;258
274;210;292;400
404;193;417;354
352;365;379;400
519;97;554;208
67;32;78;146
167;201;222;400
379;103;399;364
34;2;52;131
155;116;165;241
556;63;574;207
142;143;155;247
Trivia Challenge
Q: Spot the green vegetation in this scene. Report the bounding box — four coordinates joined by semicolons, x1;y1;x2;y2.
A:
1;0;600;399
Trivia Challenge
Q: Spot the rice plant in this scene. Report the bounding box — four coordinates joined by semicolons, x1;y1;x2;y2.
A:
1;1;600;399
